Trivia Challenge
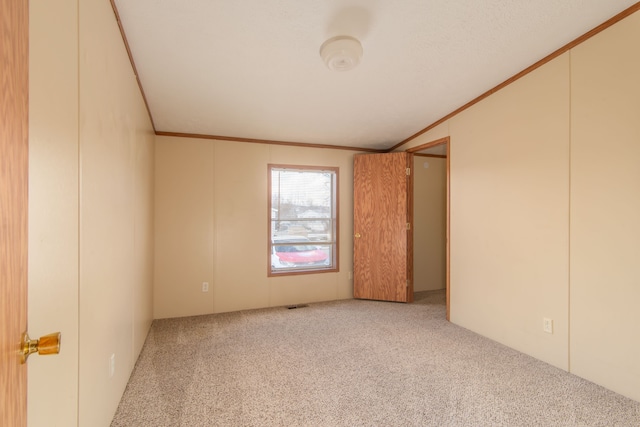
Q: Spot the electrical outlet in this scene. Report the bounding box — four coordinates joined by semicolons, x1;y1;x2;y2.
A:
202;282;209;292
543;318;553;334
109;353;115;377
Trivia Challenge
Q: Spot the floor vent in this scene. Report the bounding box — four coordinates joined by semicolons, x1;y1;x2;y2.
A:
286;304;309;310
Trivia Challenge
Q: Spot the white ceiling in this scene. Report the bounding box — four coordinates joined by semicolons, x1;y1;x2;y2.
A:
114;0;638;151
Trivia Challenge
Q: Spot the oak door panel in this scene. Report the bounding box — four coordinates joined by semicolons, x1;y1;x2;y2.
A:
353;152;410;302
1;0;29;425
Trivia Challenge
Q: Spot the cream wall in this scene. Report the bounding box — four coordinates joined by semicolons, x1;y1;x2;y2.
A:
154;139;214;317
155;137;354;318
413;156;447;292
450;53;571;370
28;1;79;425
78;0;155;424
28;0;155;426
398;10;640;402
569;12;640;402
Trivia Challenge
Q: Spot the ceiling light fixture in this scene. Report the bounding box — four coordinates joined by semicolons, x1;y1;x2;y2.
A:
319;36;363;72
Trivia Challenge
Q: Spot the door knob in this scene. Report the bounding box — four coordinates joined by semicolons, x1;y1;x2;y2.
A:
20;332;61;364
354;233;361;238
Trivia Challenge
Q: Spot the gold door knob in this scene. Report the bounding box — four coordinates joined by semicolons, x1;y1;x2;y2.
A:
20;332;61;364
354;233;361;238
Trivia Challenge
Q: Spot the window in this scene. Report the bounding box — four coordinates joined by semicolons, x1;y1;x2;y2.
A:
268;165;339;276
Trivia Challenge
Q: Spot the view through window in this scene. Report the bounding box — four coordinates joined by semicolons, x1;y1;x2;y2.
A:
268;165;338;275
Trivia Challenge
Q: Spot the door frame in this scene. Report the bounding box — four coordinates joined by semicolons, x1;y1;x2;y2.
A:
406;137;450;320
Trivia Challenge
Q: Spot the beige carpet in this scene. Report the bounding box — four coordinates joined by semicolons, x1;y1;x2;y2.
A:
111;290;640;426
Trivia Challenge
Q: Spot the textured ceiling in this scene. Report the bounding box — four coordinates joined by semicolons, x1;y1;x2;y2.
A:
114;0;638;151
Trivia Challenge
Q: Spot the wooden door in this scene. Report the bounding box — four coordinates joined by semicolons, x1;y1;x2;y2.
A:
1;0;29;425
353;152;413;302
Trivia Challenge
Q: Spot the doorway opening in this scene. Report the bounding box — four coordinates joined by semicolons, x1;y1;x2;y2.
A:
407;137;450;320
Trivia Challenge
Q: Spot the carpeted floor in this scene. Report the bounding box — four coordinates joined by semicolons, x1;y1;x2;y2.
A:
111;290;640;426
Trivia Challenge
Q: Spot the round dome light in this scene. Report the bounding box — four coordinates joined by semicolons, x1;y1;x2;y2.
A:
319;36;363;72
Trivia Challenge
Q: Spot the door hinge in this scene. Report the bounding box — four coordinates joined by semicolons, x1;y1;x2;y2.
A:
406;223;411;230
406;280;410;288
406;168;411;176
